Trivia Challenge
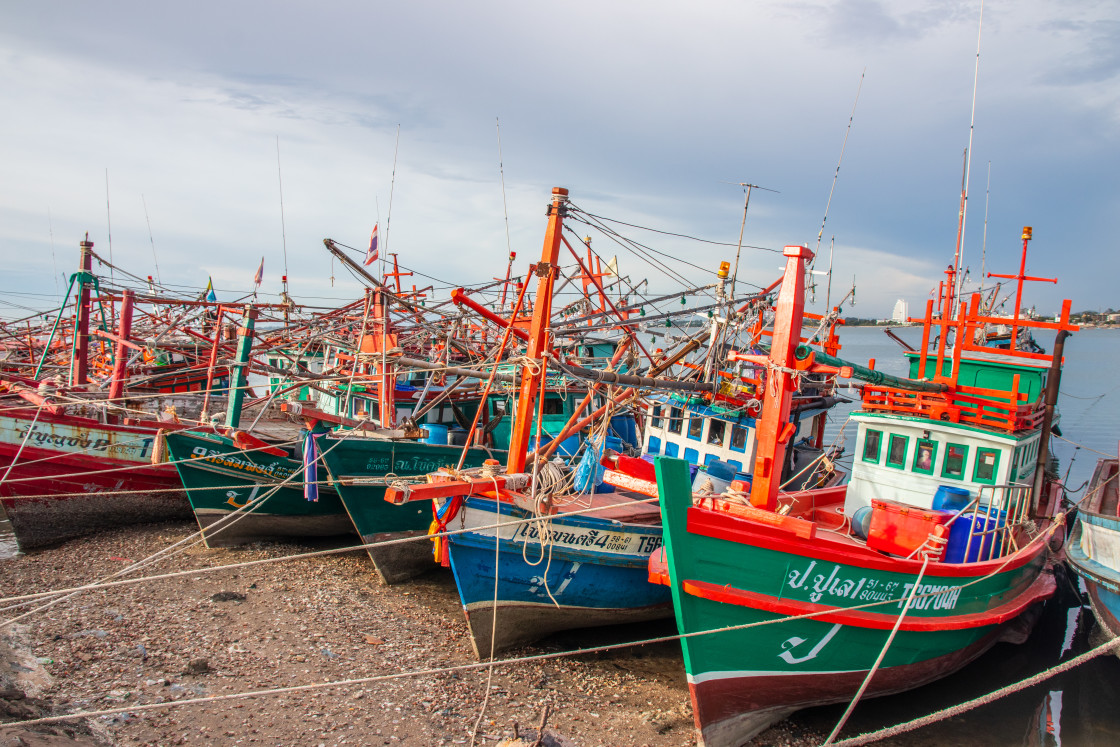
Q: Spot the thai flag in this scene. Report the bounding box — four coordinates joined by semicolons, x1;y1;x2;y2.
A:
253;258;264;286
364;224;379;266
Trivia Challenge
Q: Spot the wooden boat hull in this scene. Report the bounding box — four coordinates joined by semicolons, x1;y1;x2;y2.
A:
444;497;671;657
0;410;188;550
654;456;1054;746
163;430;354;547
315;435;494;584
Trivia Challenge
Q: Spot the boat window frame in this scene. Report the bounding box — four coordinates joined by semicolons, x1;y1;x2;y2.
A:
942;442;969;480
667;406;683;434
886;433;908;469
650;405;662;430
687;413;704;441
707;419;726;447
973;447;1001;484
912;438;937;475
730;424;748;453
862;429;883;463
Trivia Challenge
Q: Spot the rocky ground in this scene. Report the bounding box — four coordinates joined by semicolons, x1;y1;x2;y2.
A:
0;521;829;747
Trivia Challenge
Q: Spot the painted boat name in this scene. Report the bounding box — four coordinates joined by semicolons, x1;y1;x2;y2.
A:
787;560;961;610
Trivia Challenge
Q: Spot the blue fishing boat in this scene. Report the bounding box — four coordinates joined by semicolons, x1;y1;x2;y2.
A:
1066;447;1120;648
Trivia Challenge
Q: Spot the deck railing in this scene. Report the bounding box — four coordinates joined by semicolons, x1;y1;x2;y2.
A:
861;381;1043;433
949;483;1032;562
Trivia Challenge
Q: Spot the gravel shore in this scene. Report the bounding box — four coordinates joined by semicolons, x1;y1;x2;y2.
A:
0;520;830;746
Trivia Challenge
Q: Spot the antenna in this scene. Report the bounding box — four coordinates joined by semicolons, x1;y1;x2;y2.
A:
385;124;401;258
142;194;162;286
104;168;114;281
980;161;991;303
954;0;986;312
48;207;59;302
815;69;865;255
276;136;289;298
725;181;778;300
496;118;513;263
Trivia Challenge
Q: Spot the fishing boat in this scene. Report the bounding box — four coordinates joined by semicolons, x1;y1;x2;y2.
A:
0;241;198;550
1065;446;1120;649
651;228;1077;745
0;389;191;550
379;189;676;656
383;188;842;657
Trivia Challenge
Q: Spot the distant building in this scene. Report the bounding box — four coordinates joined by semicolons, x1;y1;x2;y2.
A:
891;299;909;324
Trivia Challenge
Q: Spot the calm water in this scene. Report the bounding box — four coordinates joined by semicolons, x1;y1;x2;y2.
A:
2;327;1118;745
814;324;1120;746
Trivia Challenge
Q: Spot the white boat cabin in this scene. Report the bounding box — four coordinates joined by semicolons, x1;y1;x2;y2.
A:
842;413;1041;518
642;395;830;479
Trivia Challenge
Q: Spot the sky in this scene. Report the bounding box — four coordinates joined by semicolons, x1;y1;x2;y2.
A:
1;0;1117;323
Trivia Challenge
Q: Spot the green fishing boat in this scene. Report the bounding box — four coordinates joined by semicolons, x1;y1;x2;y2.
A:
314;433;498;584
651;231;1077;745
164;427;352;547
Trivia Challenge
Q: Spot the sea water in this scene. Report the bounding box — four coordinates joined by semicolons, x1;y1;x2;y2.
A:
813;324;1120;745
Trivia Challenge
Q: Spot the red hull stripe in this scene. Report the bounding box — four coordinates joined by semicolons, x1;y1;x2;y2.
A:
681;572;1055;631
686;505;1047;578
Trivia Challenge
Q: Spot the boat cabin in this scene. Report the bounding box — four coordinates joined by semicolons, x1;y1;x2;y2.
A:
843;413;1041;517
642;394;831;481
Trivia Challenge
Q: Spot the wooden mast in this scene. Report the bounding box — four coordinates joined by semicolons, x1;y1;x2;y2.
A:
505;187;568;473
71;234;94;386
727;244;848;512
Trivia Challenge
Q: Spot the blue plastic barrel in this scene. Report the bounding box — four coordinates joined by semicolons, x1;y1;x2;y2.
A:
933;485;972;512
421;424;449;445
944;510;1006;563
852;505;873;540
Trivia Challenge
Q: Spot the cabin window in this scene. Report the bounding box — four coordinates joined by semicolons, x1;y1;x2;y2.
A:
886;434;908;469
912;439;937;475
863;430;883;463
542;397;564;415
942;443;969;479
727;459;743;473
684;447;699;463
668;407;683;434
973;448;1000;484
687;414;704;441
492;399;507;416
664;441;679;458
647;436;662;455
707;420;726;447
730;425;747;452
650;405;662;429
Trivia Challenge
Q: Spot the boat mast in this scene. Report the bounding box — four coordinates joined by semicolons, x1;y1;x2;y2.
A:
71;234;94;386
505;187;568;473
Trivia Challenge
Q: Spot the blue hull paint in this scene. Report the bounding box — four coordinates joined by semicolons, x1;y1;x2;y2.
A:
1066;509;1120;647
444;497;671;656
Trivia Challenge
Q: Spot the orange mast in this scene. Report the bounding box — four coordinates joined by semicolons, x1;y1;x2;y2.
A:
505;188;568;473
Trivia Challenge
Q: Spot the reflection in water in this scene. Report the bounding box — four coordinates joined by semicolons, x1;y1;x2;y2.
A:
795;567;1120;745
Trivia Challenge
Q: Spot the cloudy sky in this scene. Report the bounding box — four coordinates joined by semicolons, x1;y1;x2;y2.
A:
1;0;1117;321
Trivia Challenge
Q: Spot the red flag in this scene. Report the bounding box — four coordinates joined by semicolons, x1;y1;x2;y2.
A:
364;224;379;266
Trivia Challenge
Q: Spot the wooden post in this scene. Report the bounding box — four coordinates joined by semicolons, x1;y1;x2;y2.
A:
107;289;134;401
71;234;94;386
224;305;258;430
199;305;225;424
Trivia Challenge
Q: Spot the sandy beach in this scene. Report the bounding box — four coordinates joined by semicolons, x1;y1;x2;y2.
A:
0;520;826;747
